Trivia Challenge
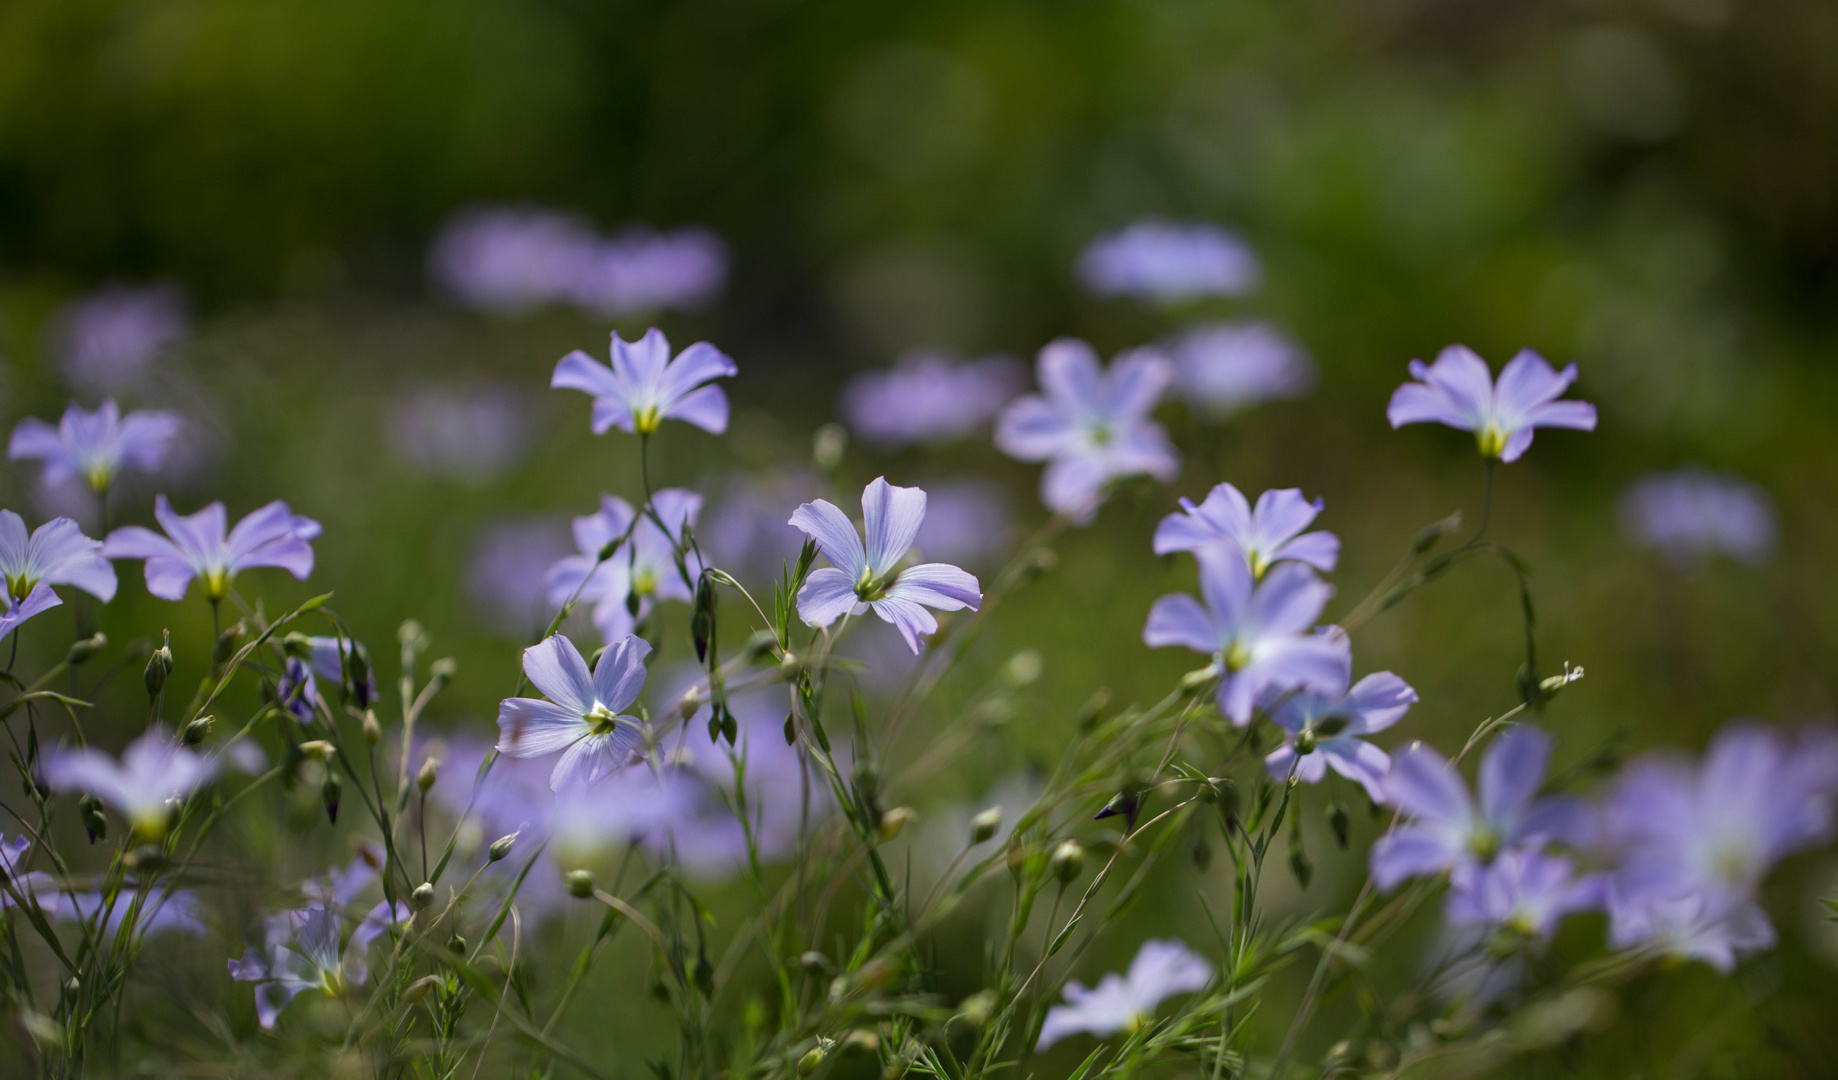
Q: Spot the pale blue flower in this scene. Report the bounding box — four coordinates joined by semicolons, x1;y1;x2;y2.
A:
465;517;574;637
1605;889;1775;973
1261;654;1415;802
228;900;406;1028
496;634;652;791
428;206;598;314
552;328;737;436
1619;469;1775;567
40;726;219;838
543;489;703;642
51;283;187;390
1143;551;1348;725
565;224;728;317
102;495;321;602
1076;220;1261;303
789;477;983;653
1036;939;1213;1050
1445;848;1602;940
840;350;1024;447
912;479;1011;566
1166;320;1313;414
9;400;180;495
1387;346;1597;462
994;338;1179;524
0;583;61;644
0;510;114;605
1154;483;1339;577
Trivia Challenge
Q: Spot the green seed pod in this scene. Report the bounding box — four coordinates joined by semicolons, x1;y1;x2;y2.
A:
409;882;435;910
182;715;214;746
798;1047;826;1077
362;711;382;746
488;833;517;862
66;632;106;666
970;806;1003;844
565;869;595;898
417;757;439;793
213;622;244;668
428;657;457;691
144;631;173;699
1328;801;1351;850
1049;839;1084;883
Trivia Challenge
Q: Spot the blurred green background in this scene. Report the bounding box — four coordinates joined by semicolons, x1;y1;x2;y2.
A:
2;0;1836;1074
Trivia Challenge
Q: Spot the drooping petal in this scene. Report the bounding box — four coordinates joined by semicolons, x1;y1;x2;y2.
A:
795;567;859;628
142;557;198;601
551;350;624;399
1266;744;1328;785
0;582;62;641
1142;593;1219;654
591;635;653;712
550;732;632;791
99;525;181;563
882;563;981;612
788;499;866;577
1322;738;1393;803
1386;381;1471;430
860;478;927;575
520;636;597;714
590;397;638;435
495;698;587;757
39;746;133;812
870;595;939;653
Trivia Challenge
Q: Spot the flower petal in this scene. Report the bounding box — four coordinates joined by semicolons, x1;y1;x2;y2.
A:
520;636;597;714
992;396;1077;461
870;595;938;653
1478;725;1551;832
1142;593;1218;654
662;384;730;434
1249;488;1322;547
1036;338;1106;415
495;697;587;757
883;563;981;612
1383;742;1471;827
788;499;865;575
861;477;927;575
591;635;652;712
795;567;858;628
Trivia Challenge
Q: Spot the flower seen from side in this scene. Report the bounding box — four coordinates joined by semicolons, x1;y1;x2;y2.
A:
1386;346;1596;462
551;328;736;437
994;338;1179;524
1166;320;1313;415
496;634;652;791
1445;848;1602;941
0;512;116;604
40;726;219;839
102;496;321;602
1605;889;1776;973
1142;550;1348;725
789;477;983;653
543;489;703;642
1076;220;1261;303
1261;653;1415;802
9;400;181;496
1036;939;1213;1050
1154;483;1339;577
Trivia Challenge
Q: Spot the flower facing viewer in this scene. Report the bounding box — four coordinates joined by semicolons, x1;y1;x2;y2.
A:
994;338;1179;523
1261;654;1416;801
1154;483;1339;577
8;400;180;496
788;478;982;653
1037;939;1213;1050
102;495;320;602
496;635;652;790
40;726;219;839
551;328;736;436
1386;346;1596;462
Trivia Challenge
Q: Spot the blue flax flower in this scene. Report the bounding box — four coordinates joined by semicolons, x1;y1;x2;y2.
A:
840;350;1024;448
1619;468;1776;568
551;328;736;436
102;495;321;602
1386;346;1596;462
1143;550;1348;726
1154;483;1339;577
1446;848;1602;940
40;726;219;839
789;477;983;653
8;399;180;495
994;338;1179;524
1076;220;1261;303
1604;890;1775;973
1036;939;1213;1050
229;900;406;1028
543;489;703;642
0;511;116;603
496;634;652;791
1165;320;1313;415
1260;653;1415;802
1369;726;1588;891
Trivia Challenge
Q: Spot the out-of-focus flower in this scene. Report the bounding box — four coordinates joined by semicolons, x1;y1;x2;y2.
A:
0;511;114;603
994;338;1179;524
1036;939;1213;1050
51;283;188;390
1387;346;1597;462
552;328;737;437
465;518;574;637
566;225;728;317
1606;722;1838;914
699;470;820;581
9;400;181;496
386;384;537;483
428;206;598;314
790;477;983;653
275;636;375;723
229;901;406;1028
1154;483;1338;577
840;350;1024;447
276;658;319;723
1076;220;1261;303
549;768;699;859
1143;551;1347;726
1618;469;1775;567
911;479;1011;566
1370;726;1589;891
40;726;219;838
496;635;651;791
543;490;703;642
1445;848;1602;940
44;887;208;940
1165;321;1313;415
102;496;320;602
1605;890;1775;973
1261;655;1415;801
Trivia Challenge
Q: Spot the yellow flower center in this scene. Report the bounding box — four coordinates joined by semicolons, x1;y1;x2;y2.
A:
633;405;661;435
1475;424;1508;459
203;567;232;601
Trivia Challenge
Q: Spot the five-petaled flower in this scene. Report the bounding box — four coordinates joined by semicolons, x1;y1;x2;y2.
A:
1154;483;1339;578
0;511;116;604
102;495;321;602
40;726;219;839
8;399;180;495
1142;550;1348;726
788;478;983;653
1386;346;1597;462
496;634;652;791
552;328;736;436
229;900;405;1028
1260;653;1416;802
994;338;1179;524
1036;939;1213;1050
543;489;703;642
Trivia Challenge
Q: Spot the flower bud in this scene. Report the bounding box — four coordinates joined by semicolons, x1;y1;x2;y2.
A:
144;631;173;699
362;711;382;745
488;833;518;862
1049;839;1084;883
299;740;336;761
742;629;779;662
213;622;244;668
66;632;106;666
409;882;435;911
78;794;107;843
852;760;879;804
1180;665;1219;693
678;686;704;721
62;977;80;1004
1538;663;1585;699
417;757;440;794
798;1048;826;1076
402;974;442;1003
1289;842;1312;889
877;807;916;841
398;620;428;651
281;631;313;657
565;869;595;898
182;715;214;746
127;845;167;871
1411;511;1463;554
1294;728;1317;755
428;657;457;691
970;806;1003;844
1328;801;1351;850
322;771;341;823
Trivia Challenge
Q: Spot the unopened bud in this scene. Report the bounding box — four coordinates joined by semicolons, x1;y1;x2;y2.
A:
127;845;167;871
398;620;427;650
78;795;107;843
1538;663;1585;699
488;833;518;862
596;536;623;562
402;974;442;1003
1328;801;1350;849
66;632;106;666
182;715;214;746
213;622;244;668
281;631;313;657
322;771;341;823
62;977;80;1003
742;629;778;661
144;631;173;698
798;1048;826;1076
565;869;595;898
409;882;436;910
429;657;457;690
1411;512;1463;554
812;423;848;471
1289;843;1312;889
417;757;440;793
877;807;916;841
1049;839;1084;884
1180;665;1219;693
678;686;704;720
361;712;382;745
970;806;1003;844
852;760;879;803
299;740;335;761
